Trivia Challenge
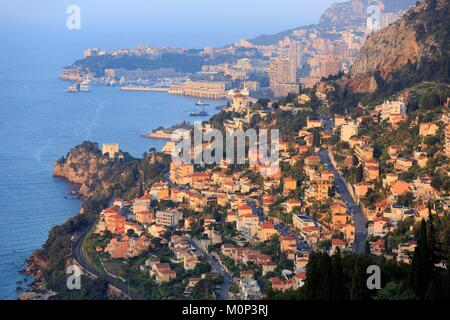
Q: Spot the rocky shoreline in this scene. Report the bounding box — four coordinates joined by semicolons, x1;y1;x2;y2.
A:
18;252;56;300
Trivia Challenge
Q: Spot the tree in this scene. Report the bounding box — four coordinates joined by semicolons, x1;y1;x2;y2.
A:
427;214;438;264
409;219;432;299
303;252;320;299
424;278;441;300
365;240;371;255
397;192;414;207
317;253;333;300
126;228;136;238
331;249;345;300
355;165;364;184
352;155;359;166
303;252;333;300
374;281;416;300
349;255;371;300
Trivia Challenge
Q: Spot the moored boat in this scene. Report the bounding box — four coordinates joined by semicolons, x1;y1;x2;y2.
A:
190;110;209;117
195;100;210;106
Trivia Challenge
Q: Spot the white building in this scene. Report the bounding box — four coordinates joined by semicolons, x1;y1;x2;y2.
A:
376;100;407;120
340;121;358;142
155;210;183;227
239;279;262;300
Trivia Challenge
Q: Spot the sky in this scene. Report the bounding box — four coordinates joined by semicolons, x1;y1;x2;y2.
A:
0;0;344;48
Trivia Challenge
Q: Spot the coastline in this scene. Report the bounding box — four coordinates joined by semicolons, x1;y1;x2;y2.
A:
18;252;56;300
18;121;179;299
14;90;223;300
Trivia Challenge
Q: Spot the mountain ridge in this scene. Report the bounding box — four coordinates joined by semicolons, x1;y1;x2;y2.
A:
248;0;416;46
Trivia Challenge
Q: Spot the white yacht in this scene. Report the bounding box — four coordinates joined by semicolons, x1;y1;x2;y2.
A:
79;79;90;92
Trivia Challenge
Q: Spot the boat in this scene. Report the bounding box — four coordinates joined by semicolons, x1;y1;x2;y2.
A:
106;79;116;86
68;82;79;93
190;110;209;117
79;79;90;92
195;100;210;106
215;105;226;110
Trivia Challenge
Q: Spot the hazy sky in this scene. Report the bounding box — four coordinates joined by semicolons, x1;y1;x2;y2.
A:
1;0;344;48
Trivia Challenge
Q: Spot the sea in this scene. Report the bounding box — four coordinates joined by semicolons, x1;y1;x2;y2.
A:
0;31;225;299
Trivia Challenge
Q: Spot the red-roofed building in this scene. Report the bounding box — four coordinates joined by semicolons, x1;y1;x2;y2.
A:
331;238;347;254
391;181;411;196
372;217;390;236
280;236;297;255
270;278;294;292
258;221;278;241
238;204;253;216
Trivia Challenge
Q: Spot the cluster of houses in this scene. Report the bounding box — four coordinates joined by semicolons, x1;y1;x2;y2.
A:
94;193;184;259
93;92;449;297
141;259;177;284
330;100;450;261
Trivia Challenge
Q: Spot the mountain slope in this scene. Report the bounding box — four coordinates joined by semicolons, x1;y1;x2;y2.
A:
347;0;450;94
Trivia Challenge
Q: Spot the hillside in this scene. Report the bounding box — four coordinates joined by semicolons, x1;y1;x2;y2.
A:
346;0;450;94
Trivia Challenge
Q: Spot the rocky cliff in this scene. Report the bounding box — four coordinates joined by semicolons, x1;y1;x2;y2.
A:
53;141;140;198
347;0;449;93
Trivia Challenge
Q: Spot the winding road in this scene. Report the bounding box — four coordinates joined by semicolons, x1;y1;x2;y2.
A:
71;230;136;299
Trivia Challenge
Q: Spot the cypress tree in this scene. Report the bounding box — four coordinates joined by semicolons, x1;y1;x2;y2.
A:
332;249;345;300
384;236;389;254
350;255;371;300
317;253;333;300
365;239;371;255
355;165;364;183
303;252;320;299
427;213;437;264
304;252;333;300
410;219;432;299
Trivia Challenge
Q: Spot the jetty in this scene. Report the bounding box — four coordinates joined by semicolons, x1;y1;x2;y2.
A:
120;86;169;92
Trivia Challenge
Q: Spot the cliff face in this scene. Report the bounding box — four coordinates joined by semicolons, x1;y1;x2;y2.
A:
53;141;140;197
348;0;450;93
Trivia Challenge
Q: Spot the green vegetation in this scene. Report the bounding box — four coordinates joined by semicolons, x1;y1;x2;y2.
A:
267;214;450;300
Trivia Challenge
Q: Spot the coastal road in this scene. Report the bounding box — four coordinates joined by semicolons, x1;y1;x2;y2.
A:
71;230;136;299
319;114;367;253
186;236;231;300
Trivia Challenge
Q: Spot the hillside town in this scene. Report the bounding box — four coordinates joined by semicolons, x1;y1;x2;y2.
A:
18;0;449;303
85;80;450;299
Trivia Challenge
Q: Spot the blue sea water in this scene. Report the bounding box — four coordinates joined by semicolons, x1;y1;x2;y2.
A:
0;35;224;299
